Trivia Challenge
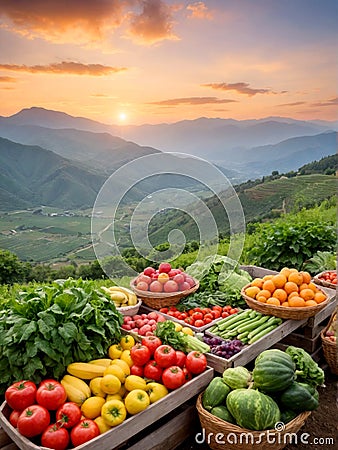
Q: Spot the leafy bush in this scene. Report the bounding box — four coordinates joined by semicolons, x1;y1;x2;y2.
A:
247;221;337;271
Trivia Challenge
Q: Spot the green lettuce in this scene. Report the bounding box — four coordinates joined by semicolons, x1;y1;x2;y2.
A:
285;346;325;387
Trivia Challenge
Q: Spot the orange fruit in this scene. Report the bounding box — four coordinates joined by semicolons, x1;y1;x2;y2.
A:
288;296;306;307
299;288;315;301
300;271;311;284
299;283;309;291
272;288;287;303
251;278;264;288
245;286;261;298
280;267;292;278
314;291;327;304
288;291;299;299
281;301;290;307
305;300;317;307
256;295;267;303
262;279;276;293
308;282;318;293
272;274;287;288
263;274;274;281
259;289;272;299
284;281;299;294
266;297;280;306
288;271;303;285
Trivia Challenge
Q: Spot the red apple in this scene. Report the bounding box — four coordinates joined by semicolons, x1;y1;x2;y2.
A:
184;276;195;288
150;281;163;292
159;262;172;273
179;281;190;291
136;281;149;291
138;274;152;285
173;273;185;284
163;280;179;293
144;267;156;276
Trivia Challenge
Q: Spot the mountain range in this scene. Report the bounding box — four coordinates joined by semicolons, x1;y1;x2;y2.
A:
0;107;337;210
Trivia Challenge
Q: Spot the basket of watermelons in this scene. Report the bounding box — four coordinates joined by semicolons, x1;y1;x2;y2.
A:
196;347;324;450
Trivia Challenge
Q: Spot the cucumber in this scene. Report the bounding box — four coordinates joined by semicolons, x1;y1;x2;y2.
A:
248;325;278;344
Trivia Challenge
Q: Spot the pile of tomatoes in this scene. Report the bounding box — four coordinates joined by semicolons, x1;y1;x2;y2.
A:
5;379;98;449
159;305;240;328
317;270;337;285
129;335;207;390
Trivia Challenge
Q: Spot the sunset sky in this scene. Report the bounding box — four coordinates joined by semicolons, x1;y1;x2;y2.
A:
0;0;337;125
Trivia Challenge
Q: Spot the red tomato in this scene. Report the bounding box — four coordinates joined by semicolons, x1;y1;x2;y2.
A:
36;379;67;411
194;319;205;327
182;367;193;383
130;343;151;366
185;351;207;375
9;410;21;428
192;312;203;321
222;311;229;318
130;364;144;377
141;335;162;356
212;310;221;319
143;360;163;381
212;305;222;312
204;313;214;320
162;366;185;390
17;404;50;438
230;308;238;315
70;419;100;447
204;318;212;324
154;345;177;368
180;312;188;319
41;423;70;450
175;351;187;368
188;309;195;316
5;380;37;411
201;308;211;315
159;307;168;314
56;402;81;429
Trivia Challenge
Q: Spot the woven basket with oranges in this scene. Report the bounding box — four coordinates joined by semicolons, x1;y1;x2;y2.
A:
241;267;330;320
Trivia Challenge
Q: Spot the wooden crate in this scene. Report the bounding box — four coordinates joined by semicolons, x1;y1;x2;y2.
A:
205;316;308;373
0;368;213;450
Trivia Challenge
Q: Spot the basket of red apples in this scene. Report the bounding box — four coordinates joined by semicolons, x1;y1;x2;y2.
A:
321;309;337;375
130;262;199;309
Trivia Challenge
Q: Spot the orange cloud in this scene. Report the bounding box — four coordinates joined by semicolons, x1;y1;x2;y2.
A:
0;0;176;45
128;0;177;44
0;62;127;76
202;81;274;96
187;2;213;20
0;76;16;82
150;97;237;105
278;101;306;107
311;97;338;107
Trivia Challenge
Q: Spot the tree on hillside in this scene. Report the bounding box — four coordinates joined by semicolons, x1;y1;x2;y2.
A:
0;249;31;284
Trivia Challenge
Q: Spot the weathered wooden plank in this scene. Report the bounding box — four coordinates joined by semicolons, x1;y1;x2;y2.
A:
0;368;213;450
125;404;197;450
0;427;12;448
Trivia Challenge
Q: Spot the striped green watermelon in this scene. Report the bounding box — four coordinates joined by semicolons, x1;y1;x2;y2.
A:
226;388;281;430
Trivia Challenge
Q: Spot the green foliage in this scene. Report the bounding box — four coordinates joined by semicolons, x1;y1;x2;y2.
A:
247;221;336;271
0;278;123;394
303;251;336;275
0;249;31;284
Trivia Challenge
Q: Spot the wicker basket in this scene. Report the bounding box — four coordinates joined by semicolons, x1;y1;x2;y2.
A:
321;309;338;375
313;270;337;290
241;284;330;320
117;299;142;316
196;393;311;450
130;278;199;309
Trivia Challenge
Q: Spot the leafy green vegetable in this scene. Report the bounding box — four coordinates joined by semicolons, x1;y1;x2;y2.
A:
285;346;325;387
184;255;251;308
0;278;123;394
154;321;210;353
303;251;337;275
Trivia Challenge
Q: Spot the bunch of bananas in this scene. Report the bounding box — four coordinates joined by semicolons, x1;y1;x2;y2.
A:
101;286;138;308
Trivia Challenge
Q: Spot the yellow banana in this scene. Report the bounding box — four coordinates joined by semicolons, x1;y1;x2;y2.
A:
61;379;90;406
62;374;91;398
67;362;106;380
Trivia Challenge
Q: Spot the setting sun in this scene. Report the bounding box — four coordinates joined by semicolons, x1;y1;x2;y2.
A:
118;112;127;122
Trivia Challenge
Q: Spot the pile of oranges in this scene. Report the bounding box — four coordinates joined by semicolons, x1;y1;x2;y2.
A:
244;267;327;308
